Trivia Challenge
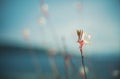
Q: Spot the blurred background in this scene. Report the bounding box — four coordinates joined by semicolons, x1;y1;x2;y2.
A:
0;0;120;79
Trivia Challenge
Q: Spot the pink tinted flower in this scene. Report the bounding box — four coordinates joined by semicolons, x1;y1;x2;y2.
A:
22;28;30;41
77;30;91;49
77;30;85;49
78;40;85;49
41;3;50;19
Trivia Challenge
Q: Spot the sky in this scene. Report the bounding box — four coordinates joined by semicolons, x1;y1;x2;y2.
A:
1;0;120;55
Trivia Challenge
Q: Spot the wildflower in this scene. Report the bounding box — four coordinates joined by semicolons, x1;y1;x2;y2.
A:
77;30;84;50
41;3;48;13
75;2;82;11
22;28;30;40
41;3;49;18
77;30;91;50
76;29;90;79
39;17;46;26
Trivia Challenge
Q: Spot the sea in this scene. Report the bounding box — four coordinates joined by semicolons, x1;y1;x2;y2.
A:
0;45;120;79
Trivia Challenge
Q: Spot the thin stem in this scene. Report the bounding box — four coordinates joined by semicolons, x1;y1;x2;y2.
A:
62;37;69;79
64;56;69;79
49;55;59;79
80;49;87;79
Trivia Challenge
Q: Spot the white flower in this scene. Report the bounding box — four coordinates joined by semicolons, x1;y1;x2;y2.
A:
82;32;91;44
22;28;30;40
39;17;46;26
41;3;48;13
79;66;88;75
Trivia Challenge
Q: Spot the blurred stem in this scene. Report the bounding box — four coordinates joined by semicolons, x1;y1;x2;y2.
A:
80;48;87;79
64;56;69;79
49;55;59;79
62;37;69;79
